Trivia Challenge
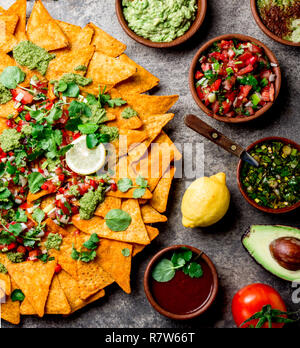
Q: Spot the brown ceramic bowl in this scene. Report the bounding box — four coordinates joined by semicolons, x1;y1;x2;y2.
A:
189;34;282;124
115;0;207;48
237;136;300;214
250;0;300;47
144;245;218;320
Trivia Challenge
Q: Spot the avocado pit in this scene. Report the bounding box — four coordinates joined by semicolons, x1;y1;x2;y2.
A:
270;237;300;271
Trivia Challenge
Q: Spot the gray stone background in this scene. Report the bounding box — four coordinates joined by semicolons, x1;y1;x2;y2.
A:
1;0;299;328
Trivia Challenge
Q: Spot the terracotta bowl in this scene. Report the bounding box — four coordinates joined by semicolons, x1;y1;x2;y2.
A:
115;0;207;48
237;137;300;214
250;0;300;47
144;245;219;320
189;34;282;124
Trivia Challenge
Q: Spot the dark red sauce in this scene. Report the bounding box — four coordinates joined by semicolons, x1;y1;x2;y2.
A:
150;258;214;315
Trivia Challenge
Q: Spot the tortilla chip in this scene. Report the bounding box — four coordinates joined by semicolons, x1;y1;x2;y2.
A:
116;54;160;95
57;270;105;313
159;131;182;161
72;199;150;245
0;273;11;296
105;88;143;130
150;166;176;213
114;128;148;157
46;45;95;81
6;0;27;42
40;194;55;210
95;197;121;218
7;260;56;317
27;189;52;203
86;52;137;87
97;239;132;294
0;280;20;325
87;22;126;57
45;218;67;237
56;20;81;44
27;0;69;51
128;113;175;162
20;275;71;315
75;233;114;300
0;116;8;133
133;225;159;257
0;13;19;35
141;205;167;223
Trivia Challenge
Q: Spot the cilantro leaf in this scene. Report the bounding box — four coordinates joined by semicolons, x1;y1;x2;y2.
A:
122;248;131;257
11;289;25;302
117;178;133;193
107;98;127;108
86;134;99;149
79;250;97;263
15;209;27;223
32;208;45;224
28;172;46;193
133;187;146;198
105;209;132;232
8;223;22;237
0;66;26;89
78;124;99;135
71;245;80;260
62;82;80;98
83;233;99;250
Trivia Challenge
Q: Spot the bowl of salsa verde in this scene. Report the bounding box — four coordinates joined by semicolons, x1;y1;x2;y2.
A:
189;34;281;123
251;0;300;47
116;0;207;48
238;137;300;214
144;245;218;320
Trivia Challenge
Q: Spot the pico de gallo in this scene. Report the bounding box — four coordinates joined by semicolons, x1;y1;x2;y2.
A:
194;39;277;118
0;66;128;264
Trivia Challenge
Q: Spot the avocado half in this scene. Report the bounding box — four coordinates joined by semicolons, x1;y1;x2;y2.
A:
242;225;300;282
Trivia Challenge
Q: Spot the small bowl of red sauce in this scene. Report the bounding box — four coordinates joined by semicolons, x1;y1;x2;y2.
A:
144;245;218;320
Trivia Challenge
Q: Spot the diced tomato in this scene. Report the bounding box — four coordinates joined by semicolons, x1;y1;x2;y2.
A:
246;56;258;66
239;52;253;62
71;206;79;215
222;101;231;114
58;174;65;182
19;202;28;210
45;102;54;111
58;111;69;125
237;65;254;76
28;250;39;261
261;86;271;102
249;44;262;54
223;76;236;91
269;83;275;102
55;264;62;274
11;88;34;105
211;101;220;114
228;48;235;58
201;63;211;72
41;183;49;191
246;107;255;115
195;70;204;79
260;69;272;80
225;91;237;102
78;183;90;195
196;86;204;100
55;167;63;175
25;113;31;122
220;40;233;49
210;79;222;92
6;119;13;128
225;111;235;118
17;246;26;254
7;242;17;251
239;85;252;98
110;183;117;192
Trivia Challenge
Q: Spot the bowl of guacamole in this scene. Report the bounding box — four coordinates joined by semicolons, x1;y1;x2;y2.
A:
116;0;207;48
251;0;300;46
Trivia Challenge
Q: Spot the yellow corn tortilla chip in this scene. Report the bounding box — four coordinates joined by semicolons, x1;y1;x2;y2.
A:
45;218;67;237
116;54;160;95
27;0;69;51
86;52;137;87
27;189;52;203
6;0;27;42
141;205;167;224
75;233;114;300
46;45;95;81
7;260;56;317
72;199;150;245
114;128;148;158
40;194;55;210
105;88;143;130
128;113;175;162
119;93;179;121
0;273;11;296
95;197;121;218
56;20;82;45
0;13;19;35
133;225;160;257
57;270;105;313
0;116;8;133
150;166;176;213
160;131;182;161
0;280;20;325
97;239;132;294
87;22;126;57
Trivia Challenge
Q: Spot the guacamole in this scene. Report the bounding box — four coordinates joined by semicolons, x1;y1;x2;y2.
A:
60;73;92;87
0;262;7;274
79;185;105;220
21;124;33;137
122;0;197;43
121;107;138;119
45;233;63;251
74;65;87;72
13;41;55;76
100;125;119;142
6;251;25;263
0;83;12;104
257;0;300;42
82;104;107;124
0;128;22;153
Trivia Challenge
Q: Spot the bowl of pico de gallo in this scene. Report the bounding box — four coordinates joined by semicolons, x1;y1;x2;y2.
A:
189;34;281;123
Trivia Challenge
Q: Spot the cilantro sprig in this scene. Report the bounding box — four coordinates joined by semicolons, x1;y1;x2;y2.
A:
152;248;203;283
71;233;100;263
117;175;149;198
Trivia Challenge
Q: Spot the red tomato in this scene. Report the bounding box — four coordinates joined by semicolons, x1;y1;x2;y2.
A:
195;70;204;79
237;64;254;76
232;283;287;328
210;79;222;92
11;88;34;104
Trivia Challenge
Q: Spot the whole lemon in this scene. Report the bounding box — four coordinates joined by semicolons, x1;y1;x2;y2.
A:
181;172;230;228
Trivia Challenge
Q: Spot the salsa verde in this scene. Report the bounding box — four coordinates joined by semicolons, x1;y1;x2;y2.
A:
241;141;300;209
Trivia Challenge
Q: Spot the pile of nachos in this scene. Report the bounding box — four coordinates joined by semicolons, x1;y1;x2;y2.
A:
0;0;181;325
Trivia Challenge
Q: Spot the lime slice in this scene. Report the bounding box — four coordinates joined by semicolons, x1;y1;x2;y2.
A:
66;135;106;175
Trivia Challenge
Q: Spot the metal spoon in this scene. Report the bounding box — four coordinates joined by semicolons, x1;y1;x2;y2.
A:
185;114;259;167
